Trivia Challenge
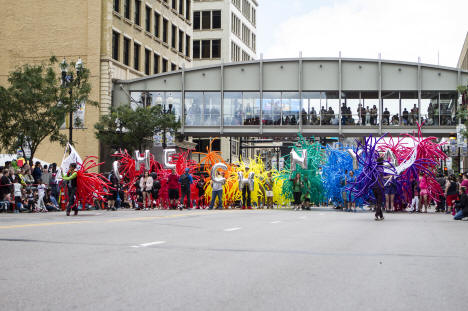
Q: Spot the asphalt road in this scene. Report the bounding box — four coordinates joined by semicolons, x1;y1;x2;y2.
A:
1;208;467;311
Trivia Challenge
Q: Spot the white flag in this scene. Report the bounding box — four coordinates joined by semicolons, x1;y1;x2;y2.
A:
59;143;82;178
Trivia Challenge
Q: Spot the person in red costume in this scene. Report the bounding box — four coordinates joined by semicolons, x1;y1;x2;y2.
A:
62;163;78;216
167;169;180;210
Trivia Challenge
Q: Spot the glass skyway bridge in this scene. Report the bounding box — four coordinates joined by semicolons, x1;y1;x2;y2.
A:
113;57;468;138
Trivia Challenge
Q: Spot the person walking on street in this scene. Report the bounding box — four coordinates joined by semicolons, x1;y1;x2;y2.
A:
196;176;206;209
179;168;193;209
290;172;302;211
209;171;225;209
372;157;385;221
139;171;153;210
167;169;180;210
62;163;78;216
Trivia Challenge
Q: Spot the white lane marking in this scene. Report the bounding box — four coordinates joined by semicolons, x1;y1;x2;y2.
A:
224;227;242;232
300;216;306;219
271;221;281;224
319;213;325;216
131;241;166;248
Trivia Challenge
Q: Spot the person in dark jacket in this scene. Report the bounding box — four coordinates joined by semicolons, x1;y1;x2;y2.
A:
32;162;42;184
179;168;193;210
150;172;161;209
196;176;206;209
454;187;468;220
372;157;385;221
61;163;78;216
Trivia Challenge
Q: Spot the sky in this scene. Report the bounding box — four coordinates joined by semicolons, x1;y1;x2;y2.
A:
258;0;468;67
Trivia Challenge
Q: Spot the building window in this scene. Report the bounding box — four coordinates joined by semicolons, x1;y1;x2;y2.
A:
252;33;256;52
185;0;191;20
232;0;241;10
154;11;160;38
172;0;177;10
193;40;200;59
171;63;177;71
202;11;211;29
124;0;130;19
194;11;200;30
212;10;221;29
162;58;168;73
185;34;191;57
134;0;141;26
178;30;184;53
178;0;183;15
123;37;130;65
242;0;251;21
112;31;120;61
242;24;251;46
231;41;240;62
252;7;256;26
171;24;177;49
212;39;221;58
113;0;120;13
145;5;151;32
202;40;210;59
163;18;168;43
134;43;140;70
144;49;150;75
242;50;250;61
154;53;160;74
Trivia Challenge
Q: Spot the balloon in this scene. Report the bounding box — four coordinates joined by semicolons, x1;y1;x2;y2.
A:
290;149;307;170
238;171;255;192
211;162;228;183
347;149;363;170
112;160;121;182
134;150;150;171
164;149;176;169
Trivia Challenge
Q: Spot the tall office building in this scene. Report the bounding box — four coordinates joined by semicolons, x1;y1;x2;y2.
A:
192;0;258;66
0;0;192;164
458;32;468;70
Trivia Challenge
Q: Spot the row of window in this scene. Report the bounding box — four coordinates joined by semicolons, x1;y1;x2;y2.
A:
231;41;251;62
193;39;221;59
232;0;256;26
193;10;221;30
113;0;191;23
112;31;182;74
131;91;459;128
231;12;255;52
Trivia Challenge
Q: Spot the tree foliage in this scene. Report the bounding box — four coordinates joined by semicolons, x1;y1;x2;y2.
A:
0;56;96;160
94;103;180;153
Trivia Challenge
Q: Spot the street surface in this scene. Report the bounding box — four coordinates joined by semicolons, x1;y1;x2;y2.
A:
1;208;467;311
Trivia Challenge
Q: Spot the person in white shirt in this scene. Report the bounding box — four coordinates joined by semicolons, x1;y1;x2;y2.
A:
13;177;23;213
36;181;47;212
139;171;154;210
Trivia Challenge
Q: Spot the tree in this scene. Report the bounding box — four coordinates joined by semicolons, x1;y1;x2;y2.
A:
0;56;96;160
94;103;180;153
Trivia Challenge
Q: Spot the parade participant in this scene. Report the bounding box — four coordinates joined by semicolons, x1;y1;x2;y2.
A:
341;170;348;211
196;175;206;209
61;163;78;216
301;176;311;210
179;168;193;209
385;176;397;213
372;157;385;221
108;171;120;211
241;169;253;210
209;170;224;210
409;180;420;213
139;171;154;210
167;169;180;210
445;175;458;214
347;171;356;212
418;171;430;213
265;172;274;209
150;172;161;209
290;172;302;211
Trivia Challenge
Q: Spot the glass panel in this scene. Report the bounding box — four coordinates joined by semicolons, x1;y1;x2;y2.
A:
361;91;379;126
400;91;418;126
223;92;242;126
440;92;457;126
421;91;439;126
184;92;203;126
204;92;221;126
342;91;360;125
202;11;211;29
301;92;321;125
262;92;281;126
166;92;181;123
243;92;260;125
323;91;339;125
382;91;399;126
282;92;300;125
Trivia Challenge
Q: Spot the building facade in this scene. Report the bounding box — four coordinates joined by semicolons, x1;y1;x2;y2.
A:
192;0;257;66
0;0;192;164
458;32;468;70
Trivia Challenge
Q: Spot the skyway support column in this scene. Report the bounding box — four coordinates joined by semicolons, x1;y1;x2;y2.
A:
338;52;342;136
418;57;422;125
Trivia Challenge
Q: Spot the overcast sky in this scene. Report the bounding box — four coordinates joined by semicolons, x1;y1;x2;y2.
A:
258;0;468;67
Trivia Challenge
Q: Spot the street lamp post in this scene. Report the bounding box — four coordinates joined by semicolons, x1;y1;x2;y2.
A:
60;57;83;146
